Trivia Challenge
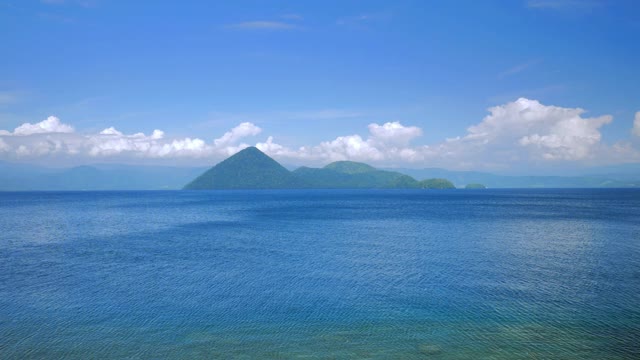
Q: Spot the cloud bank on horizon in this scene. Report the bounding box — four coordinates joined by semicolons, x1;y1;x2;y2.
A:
1;98;639;170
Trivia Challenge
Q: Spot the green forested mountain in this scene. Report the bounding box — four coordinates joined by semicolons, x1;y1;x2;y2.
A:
387;174;421;188
323;161;377;174
293;161;419;188
184;147;306;189
419;178;456;189
184;148;456;190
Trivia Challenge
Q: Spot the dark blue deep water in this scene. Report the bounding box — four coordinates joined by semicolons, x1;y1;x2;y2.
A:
1;189;639;359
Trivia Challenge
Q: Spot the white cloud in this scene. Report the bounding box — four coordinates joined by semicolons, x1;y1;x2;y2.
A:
4;116;75;136
368;121;422;147
256;121;425;165
264;98;625;168
151;129;164;140
518;114;611;160
0;117;265;162
0;138;9;152
150;138;208;158
632;111;640;137
457;98;612;161
88;128;216;158
99;127;123;136
213;122;262;147
1;100;638;169
316;134;384;162
256;136;293;157
5;132;81;157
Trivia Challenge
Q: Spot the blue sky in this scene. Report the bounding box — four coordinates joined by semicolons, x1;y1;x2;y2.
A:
1;0;639;172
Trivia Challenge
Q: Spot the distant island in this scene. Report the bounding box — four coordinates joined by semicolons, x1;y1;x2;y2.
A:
184;147;456;190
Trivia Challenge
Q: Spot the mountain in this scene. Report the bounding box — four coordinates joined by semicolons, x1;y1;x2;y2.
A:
324;161;377;174
580;163;640;181
184;150;456;190
293;161;419;188
0;162;206;191
388;174;421;188
419;178;456;189
184;147;306;189
293;161;460;189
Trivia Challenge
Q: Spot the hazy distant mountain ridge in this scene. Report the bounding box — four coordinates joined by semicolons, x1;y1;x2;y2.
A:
0;161;206;191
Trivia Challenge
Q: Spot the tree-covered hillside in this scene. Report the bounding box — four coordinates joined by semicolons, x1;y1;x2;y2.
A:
419;178;456;189
323;161;377;174
184;147;306;189
293;161;419;188
184;148;457;190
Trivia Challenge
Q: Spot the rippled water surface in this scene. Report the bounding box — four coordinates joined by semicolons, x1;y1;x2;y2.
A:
1;189;639;359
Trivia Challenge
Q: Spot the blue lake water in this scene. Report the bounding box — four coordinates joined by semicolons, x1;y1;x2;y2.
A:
0;189;639;359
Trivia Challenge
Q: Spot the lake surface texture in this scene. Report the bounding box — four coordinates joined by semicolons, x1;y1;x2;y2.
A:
0;189;639;359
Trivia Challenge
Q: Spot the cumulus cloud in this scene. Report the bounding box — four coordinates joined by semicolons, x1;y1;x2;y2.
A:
0;116;263;161
0;138;9;152
1;100;639;169
633;111;640;137
0;116;74;136
459;98;613;161
151;129;164;140
213;122;262;148
99;127;123;136
86;124;250;159
271;98;625;167
368;121;422;147
518;116;611;160
255;121;425;164
316;134;384;162
255;136;299;159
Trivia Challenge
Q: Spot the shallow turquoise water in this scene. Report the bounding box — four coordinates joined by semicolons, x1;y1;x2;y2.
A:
0;189;639;359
